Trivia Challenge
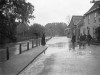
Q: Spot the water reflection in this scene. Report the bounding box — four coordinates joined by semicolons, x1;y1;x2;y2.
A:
47;42;67;48
1;42;33;61
45;39;69;56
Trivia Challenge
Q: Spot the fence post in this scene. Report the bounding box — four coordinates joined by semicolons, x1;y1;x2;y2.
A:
32;40;34;48
38;39;39;46
19;43;22;54
37;39;39;46
39;39;41;46
27;42;29;50
36;40;38;46
37;40;39;46
6;47;9;60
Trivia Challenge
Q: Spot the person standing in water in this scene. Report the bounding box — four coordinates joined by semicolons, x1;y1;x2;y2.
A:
71;33;76;50
41;33;46;46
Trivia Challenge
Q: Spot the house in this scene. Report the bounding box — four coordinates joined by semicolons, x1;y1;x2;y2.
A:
17;21;29;36
81;1;100;38
76;17;84;39
68;16;83;38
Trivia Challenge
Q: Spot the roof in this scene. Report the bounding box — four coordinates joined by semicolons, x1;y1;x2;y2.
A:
72;16;83;25
77;18;84;27
17;22;29;33
68;16;83;28
84;1;100;16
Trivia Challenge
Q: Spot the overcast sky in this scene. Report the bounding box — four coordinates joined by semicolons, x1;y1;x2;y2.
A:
27;0;93;25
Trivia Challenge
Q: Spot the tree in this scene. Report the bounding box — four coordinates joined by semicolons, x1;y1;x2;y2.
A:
45;22;67;36
0;0;34;45
55;22;67;36
29;23;45;38
45;23;55;36
66;16;71;25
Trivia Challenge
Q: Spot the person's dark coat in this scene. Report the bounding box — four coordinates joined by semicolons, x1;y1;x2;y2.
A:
83;34;87;41
41;33;46;46
71;35;76;43
79;35;83;41
87;34;92;41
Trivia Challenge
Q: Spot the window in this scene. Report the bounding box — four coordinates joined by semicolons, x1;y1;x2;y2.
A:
88;15;90;24
93;26;95;38
87;26;90;34
83;28;85;34
94;13;97;23
99;18;100;22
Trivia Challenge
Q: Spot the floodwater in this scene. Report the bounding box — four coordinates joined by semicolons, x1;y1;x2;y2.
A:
19;37;100;75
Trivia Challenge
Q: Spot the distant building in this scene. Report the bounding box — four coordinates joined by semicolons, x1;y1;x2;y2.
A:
68;16;83;38
65;27;71;38
81;1;100;38
77;17;84;39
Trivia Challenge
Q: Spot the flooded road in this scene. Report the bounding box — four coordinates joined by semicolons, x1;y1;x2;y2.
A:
19;37;100;75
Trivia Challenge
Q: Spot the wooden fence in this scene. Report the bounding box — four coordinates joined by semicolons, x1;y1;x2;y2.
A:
0;37;52;62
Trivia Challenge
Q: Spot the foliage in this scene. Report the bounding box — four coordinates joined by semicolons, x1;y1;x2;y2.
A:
16;23;45;41
45;22;67;36
29;23;45;38
0;0;34;45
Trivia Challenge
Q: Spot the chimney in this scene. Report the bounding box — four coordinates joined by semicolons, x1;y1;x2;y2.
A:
90;0;100;3
90;0;96;3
